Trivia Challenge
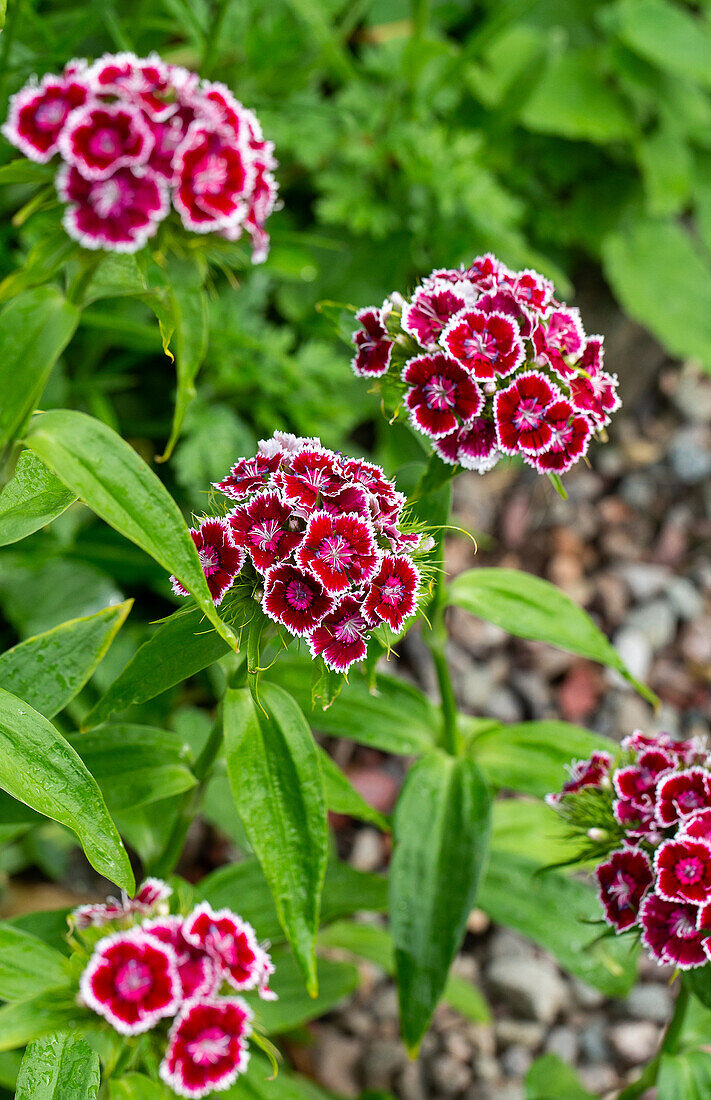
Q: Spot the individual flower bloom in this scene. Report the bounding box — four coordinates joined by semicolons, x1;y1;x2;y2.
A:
59;102;154;180
622;730;704;766
613;798;664;845
297;511;379;594
80;929;180;1035
278;448;342;512
401;283;466;348
545;750;612;807
568;337;620;426
229;490;302;573
511;269;554;313
682;809;711;842
656;767;711;827
87;51;174;120
72;897;127;929
340;458;405;522
463;253;502;292
214;453;282;503
143;917;220;1001
494;371;561;456
262;563;335;637
308;595;370;673
160;997;252;1099
171;518;245;606
402;353;483;438
527;400;592;474
363;554;419;633
57;163;168;253
172;122;253;233
655;837;711;905
432;417;500;474
639;894;706;969
596;848;653;932
132;877;173;913
441;310;524;381
546;307;585;359
475;288;535;338
613;750;675;808
2;72;89;162
183;904;271;994
351;307;393;378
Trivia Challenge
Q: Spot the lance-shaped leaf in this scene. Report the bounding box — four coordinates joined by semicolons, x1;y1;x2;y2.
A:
390;750;491;1052
0;601;132;718
71;724;196;812
109;1077;172;1100
0;923;71;1001
0;995;80;1053
224;684;328;994
23;410;237;649
317;745;390;831
82;604;230;730
447;567;656;704
0;451;76;546
0;688;133;892
0;288;79;454
15;1033;100;1100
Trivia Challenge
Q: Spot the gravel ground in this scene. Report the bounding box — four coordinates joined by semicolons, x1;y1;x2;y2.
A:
304;335;711;1098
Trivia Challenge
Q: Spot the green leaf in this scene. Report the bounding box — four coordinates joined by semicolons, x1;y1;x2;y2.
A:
268;656;437;754
520;48;632;143
605;0;711;88
0;995;80;1052
525;1053;594;1099
0;601;132;719
390;751;491;1051
109;1077;172;1100
0;923;70;1001
0;160;55;186
224;684;328;993
448;568;655;703
0;452;76;546
318;920;490;1023
82;604;230;730
0;688;133;892
658;1050;711;1100
249;950;358;1034
602;218;711;374
71;725;196;812
232;1053;336;1099
0;289;79;454
155;258;209;462
479;852;637;996
15;1034;100;1100
685;966;711;1010
318;746;390;831
469;719;616;799
637;122;692;218
22;410;237;649
491;799;585;869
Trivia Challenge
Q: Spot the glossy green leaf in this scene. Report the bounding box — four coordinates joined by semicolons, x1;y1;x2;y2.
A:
602;218;711;374
491;799;585;870
224;685;328;993
249;950;357;1034
0;452;76;547
479;851;637;996
82;604;230;730
0;923;70;1001
0;995;80;1052
318;920;490;1023
318;746;390;831
0;160;55;185
657;1050;711;1100
469;720;616;800
109;1077;172;1100
448;568;655;703
0;688;133;891
391;750;491;1051
23;410;237;648
71;725;196;812
525;1054;594;1099
268;655;437;754
156;258;209;462
229;1054;335;1099
0;288;79;453
15;1034;100;1100
0;601;132;719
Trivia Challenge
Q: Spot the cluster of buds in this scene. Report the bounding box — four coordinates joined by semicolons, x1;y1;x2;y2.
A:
351;253;620;476
3;53;277;258
74;880;275;1098
547;731;711;971
171;431;428;674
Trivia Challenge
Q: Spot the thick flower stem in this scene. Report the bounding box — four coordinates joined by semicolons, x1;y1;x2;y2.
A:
424;528;462;756
617;981;690;1100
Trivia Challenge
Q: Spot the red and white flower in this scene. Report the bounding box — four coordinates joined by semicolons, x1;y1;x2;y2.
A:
463;253;502;292
214;453;282;503
545;750;611;808
528;400;591;474
172;122;253;232
229;490;301;573
72;878;172;929
297;511;379;594
596;849;653;932
363;554;419;633
278;448;342;512
441;310;524;380
59;102;153;179
613;750;675;809
351;308;393;378
511;269;554;313
655;837;711;905
171;518;244;606
183;903;272;995
656;767;711;828
402;353;483;438
640;894;707;969
57;163;168;252
80;929;181;1034
308;595;370;672
432;417;500;473
160;997;252;1098
3;72;89;162
494;371;560;455
262;562;334;637
402;283;466;348
144;917;220;1001
682;810;711;842
88;51;174;120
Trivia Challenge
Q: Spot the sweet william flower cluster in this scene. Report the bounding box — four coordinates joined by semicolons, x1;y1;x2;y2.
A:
171;432;426;674
351;253;620;476
548;731;711;971
2;53;277;257
74;879;275;1098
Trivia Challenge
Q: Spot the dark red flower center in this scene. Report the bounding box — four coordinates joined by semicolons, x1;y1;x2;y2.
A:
609;871;634;909
36;97;67;130
463;329;498;361
285;579;313;610
678;790;704;811
199;546;220;576
89;126;123;158
424;375;457;410
115;958;153;1001
317;534;353;570
187;1027;231;1066
380;578;405;605
192;153;229;196
671;912;696;938
334;613;363;643
677;857;705;885
90;178;126;218
251;520;281;550
514;398;544;429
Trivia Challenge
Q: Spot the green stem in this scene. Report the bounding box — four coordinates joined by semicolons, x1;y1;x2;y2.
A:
617;981;690;1099
424;529;461;756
